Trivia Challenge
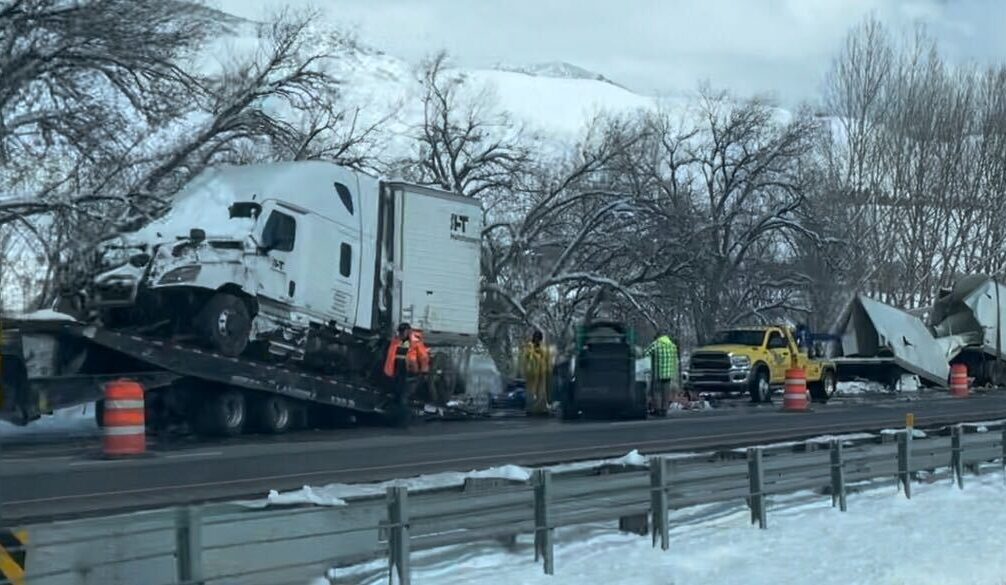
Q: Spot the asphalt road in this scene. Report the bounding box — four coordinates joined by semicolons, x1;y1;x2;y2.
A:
4;393;1006;523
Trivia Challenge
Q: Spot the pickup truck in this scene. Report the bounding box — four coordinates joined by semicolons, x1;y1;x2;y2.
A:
684;325;837;403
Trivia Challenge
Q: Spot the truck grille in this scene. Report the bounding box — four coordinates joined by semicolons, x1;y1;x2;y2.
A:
690;351;731;371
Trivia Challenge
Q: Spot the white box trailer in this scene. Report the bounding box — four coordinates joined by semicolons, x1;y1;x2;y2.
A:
386;182;481;345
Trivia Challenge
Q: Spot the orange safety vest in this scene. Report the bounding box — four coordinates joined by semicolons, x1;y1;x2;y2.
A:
384;331;431;377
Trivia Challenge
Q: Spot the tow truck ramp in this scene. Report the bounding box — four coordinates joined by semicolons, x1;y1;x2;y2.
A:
1;318;484;430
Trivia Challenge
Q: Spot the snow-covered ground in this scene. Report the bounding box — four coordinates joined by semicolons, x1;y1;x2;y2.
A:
0;403;97;439
330;471;1006;585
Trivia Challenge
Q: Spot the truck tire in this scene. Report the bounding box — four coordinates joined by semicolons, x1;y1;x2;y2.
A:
252;394;294;434
196;293;251;357
749;367;771;403
809;369;837;403
195;389;246;437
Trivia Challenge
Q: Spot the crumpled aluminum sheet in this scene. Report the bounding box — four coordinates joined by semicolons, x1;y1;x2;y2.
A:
839;294;951;386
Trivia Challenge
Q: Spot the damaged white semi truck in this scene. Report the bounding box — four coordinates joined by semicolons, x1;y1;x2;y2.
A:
92;161;481;367
2;161;484;434
836;275;1006;390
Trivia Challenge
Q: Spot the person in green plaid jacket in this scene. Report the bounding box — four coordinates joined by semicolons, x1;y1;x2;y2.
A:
644;335;679;416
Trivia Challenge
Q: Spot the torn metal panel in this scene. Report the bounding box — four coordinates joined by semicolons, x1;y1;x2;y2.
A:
930;275;1006;359
839;295;950;387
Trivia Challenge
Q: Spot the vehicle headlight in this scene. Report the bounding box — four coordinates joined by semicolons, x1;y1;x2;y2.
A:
730;355;751;368
159;265;201;284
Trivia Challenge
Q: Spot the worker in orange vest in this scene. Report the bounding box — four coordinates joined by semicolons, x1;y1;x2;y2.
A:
384;322;431;381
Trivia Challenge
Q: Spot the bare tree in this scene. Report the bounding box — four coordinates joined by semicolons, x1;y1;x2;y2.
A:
674;90;821;341
403;51;530;199
1;4;390;308
813;18;1006;317
0;0;206;223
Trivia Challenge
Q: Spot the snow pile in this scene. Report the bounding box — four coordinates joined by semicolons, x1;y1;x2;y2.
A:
255;463;535;508
9;309;77;322
962;420;1003;431
342;473;1006;585
252;451;657;508
881;428;927;439
266;486;347;507
835;380;890;395
467;464;532;482
125;167;258;245
612;449;646;466
805;432;876;444
0;403;98;439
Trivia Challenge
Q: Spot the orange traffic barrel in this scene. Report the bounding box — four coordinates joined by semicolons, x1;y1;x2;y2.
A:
103;379;146;456
949;364;969;398
782;368;810;412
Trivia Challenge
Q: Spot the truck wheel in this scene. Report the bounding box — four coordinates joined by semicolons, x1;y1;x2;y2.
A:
810;370;837;403
195;389;246;436
196;293;251;357
749;368;771;403
252;394;294;434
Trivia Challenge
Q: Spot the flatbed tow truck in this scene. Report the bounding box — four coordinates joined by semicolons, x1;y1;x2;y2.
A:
1;317;484;435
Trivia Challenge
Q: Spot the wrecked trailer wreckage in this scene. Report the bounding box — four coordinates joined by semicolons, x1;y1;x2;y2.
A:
835;275;1006;389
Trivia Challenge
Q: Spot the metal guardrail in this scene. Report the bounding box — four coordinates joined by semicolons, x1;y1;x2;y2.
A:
4;424;1004;585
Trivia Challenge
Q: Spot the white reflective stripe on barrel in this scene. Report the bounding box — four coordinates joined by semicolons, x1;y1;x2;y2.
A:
105;400;145;409
103;425;146;436
784;393;807;400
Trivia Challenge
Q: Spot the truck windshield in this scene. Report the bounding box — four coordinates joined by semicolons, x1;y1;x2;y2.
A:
711;330;766;346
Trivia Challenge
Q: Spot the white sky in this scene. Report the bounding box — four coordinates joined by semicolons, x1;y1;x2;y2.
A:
211;0;1006;105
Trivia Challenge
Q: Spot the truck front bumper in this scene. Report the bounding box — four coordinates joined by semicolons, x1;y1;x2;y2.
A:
684;367;752;391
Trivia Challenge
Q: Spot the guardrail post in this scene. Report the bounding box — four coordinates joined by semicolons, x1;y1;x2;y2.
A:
1002;425;1006;478
533;469;554;575
650;457;669;550
747;448;766;529
175;506;204;585
829;440;847;512
951;424;964;489
897;430;912;499
964;426;981;476
387;486;411;585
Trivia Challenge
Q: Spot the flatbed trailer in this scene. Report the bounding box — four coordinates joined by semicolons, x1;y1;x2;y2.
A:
1;318;478;434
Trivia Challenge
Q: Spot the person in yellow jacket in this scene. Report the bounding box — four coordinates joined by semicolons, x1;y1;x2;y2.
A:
520;330;553;416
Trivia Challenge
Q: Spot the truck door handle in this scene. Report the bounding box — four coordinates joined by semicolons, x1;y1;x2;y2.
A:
289;281;296;297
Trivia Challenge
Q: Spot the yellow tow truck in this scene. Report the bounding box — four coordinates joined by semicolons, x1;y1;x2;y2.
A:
684;325;837;403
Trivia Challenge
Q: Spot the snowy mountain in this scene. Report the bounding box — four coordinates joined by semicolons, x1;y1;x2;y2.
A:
493;61;625;88
190;13;664;150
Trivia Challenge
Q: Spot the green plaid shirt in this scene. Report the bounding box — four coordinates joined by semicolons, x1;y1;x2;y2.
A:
645;336;678;382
